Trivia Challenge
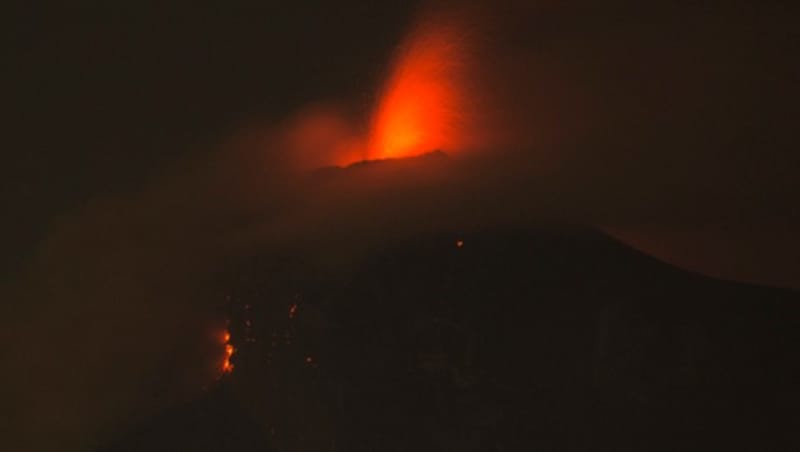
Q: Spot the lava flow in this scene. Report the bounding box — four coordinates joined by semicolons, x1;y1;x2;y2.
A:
221;329;235;375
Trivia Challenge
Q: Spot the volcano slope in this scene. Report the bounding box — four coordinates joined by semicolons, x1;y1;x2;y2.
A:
105;228;800;451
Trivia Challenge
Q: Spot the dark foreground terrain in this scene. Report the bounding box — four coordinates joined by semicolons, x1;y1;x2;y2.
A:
103;229;800;451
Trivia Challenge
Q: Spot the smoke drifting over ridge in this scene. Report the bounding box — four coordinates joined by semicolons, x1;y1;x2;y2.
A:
4;2;799;450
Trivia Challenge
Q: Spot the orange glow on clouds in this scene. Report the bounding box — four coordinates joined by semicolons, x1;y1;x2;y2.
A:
283;105;365;169
366;16;470;161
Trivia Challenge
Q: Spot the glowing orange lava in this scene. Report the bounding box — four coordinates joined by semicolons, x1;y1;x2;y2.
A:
221;330;235;374
366;17;469;161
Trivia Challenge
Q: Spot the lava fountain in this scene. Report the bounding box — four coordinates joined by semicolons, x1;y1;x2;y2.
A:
365;14;473;162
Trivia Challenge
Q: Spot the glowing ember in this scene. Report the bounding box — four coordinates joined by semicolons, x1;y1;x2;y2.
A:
288;303;298;319
456;239;464;248
221;330;235;374
366;16;469;161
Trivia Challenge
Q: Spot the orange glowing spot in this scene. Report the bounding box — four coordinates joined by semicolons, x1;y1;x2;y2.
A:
222;360;234;374
367;16;469;161
456;239;464;248
288;303;298;319
220;329;235;375
305;356;313;364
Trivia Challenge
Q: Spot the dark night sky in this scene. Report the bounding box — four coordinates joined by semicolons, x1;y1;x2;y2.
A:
4;2;418;273
3;2;799;451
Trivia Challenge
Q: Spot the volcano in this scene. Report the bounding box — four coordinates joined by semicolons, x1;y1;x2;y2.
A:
102;227;800;452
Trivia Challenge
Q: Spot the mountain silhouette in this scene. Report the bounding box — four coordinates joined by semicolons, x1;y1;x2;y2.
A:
104;228;800;451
